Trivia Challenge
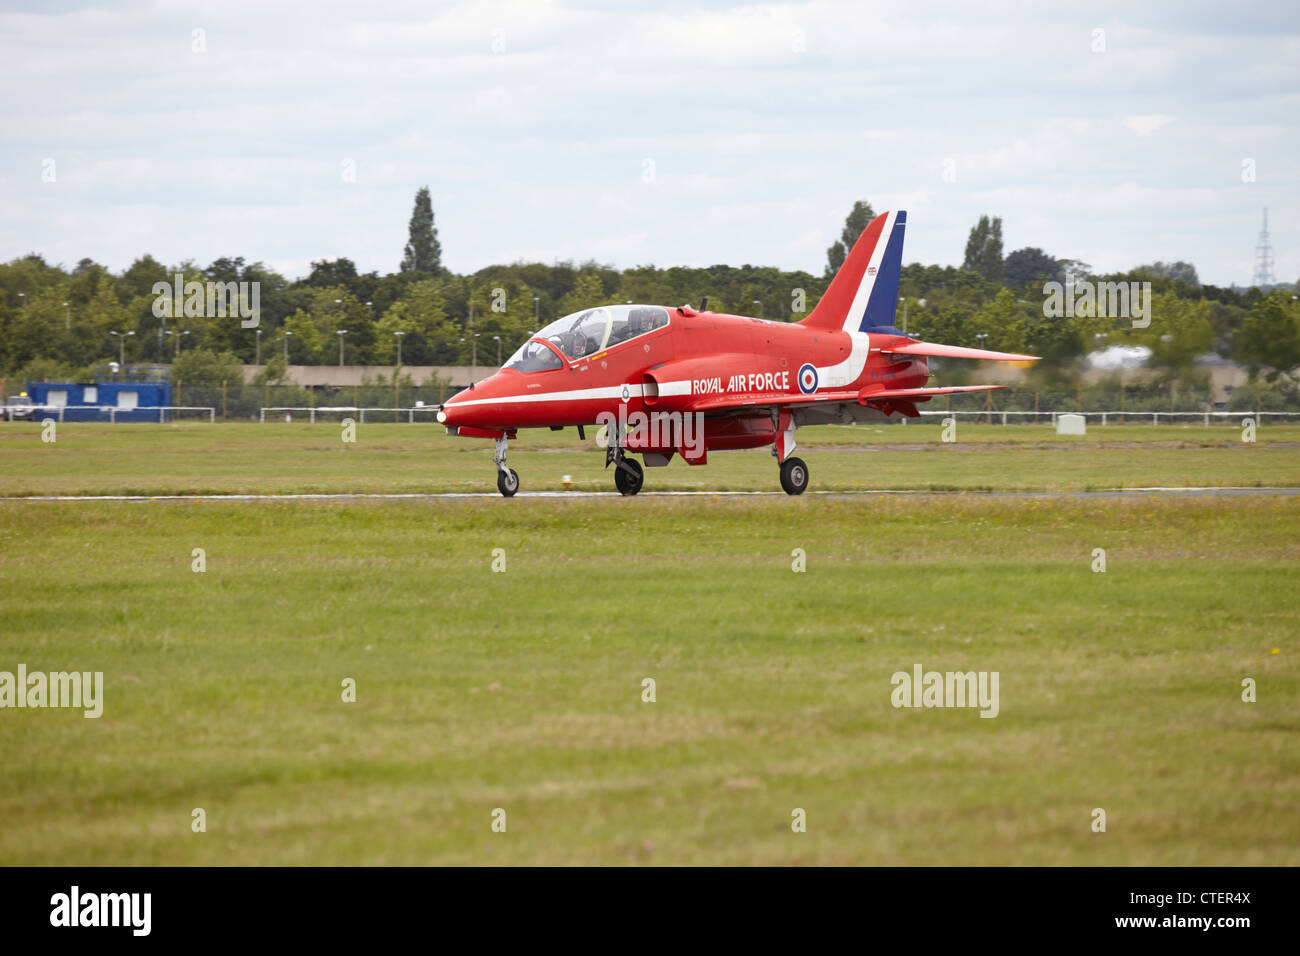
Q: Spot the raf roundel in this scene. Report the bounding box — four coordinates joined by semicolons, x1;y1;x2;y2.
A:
797;363;819;394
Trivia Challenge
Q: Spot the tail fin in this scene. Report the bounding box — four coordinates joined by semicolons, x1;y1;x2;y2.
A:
802;209;906;333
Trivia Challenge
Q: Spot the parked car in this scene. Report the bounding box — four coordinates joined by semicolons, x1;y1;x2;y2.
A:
3;396;35;421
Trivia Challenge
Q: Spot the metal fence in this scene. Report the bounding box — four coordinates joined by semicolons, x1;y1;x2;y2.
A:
173;383;459;421
28;405;215;423
259;406;443;424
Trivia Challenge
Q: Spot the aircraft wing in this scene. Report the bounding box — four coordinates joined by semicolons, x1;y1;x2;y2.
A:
856;385;1005;401
685;384;1003;414
880;342;1038;362
685;390;862;413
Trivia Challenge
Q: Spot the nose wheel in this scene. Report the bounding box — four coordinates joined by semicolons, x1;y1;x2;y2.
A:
779;456;809;495
614;458;644;496
493;436;519;497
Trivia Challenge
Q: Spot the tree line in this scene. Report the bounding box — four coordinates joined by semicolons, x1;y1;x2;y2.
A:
2;190;1297;395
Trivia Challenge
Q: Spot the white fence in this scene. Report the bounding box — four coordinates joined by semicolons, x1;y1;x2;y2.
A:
259;406;443;424
254;407;1300;427
915;410;1300;425
29;405;216;423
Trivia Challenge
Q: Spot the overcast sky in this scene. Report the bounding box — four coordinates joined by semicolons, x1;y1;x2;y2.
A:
2;0;1296;287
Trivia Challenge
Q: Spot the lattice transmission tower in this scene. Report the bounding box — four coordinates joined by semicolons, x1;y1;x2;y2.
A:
1252;207;1275;287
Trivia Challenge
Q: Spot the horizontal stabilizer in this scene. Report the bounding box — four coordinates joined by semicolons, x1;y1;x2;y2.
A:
881;342;1038;362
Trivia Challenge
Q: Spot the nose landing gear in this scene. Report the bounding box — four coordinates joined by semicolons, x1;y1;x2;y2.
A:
494;436;519;497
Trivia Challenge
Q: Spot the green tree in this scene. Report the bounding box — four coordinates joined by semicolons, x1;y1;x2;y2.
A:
825;200;875;277
1235;290;1300;378
1134;261;1200;287
963;215;1004;283
971;288;1025;353
251;352;288;385
375;278;454;364
1003;247;1062;287
1140;294;1214;369
556;273;609;318
401;187;442;276
282;310;323;363
171;348;244;386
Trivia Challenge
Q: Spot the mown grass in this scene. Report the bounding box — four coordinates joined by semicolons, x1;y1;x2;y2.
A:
1;421;1297;496
0;495;1296;865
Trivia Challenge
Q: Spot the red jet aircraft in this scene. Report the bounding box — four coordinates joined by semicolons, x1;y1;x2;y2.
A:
438;209;1037;496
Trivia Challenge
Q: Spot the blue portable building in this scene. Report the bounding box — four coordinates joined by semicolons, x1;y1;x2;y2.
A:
27;367;173;422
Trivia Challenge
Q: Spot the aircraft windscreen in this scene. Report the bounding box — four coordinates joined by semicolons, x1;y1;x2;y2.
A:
505;339;563;373
532;305;669;360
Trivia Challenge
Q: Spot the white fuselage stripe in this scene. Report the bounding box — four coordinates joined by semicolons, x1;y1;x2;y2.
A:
448;383;642;408
817;332;871;389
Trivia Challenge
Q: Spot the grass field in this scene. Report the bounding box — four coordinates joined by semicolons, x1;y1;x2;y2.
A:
1;420;1298;496
0;423;1297;865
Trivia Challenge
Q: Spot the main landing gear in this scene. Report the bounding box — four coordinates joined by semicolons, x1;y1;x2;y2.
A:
614;458;644;496
494;436;519;497
606;425;644;496
772;408;808;495
779;457;809;495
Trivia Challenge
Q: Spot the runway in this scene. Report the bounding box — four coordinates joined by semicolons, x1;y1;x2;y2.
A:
2;487;1297;502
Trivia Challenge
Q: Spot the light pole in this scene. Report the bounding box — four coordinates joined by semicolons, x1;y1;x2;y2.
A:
63;301;70;331
899;297;908;334
492;335;501;366
167;330;190;356
753;299;763;318
337;329;347;367
17;292;25;309
394;331;405;366
472;332;480;377
283;330;292;363
109;330;134;365
255;328;263;365
975;333;988;349
533;296;539;325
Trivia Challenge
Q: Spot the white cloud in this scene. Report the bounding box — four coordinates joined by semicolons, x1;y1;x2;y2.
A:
1123;114;1178;136
0;1;1296;285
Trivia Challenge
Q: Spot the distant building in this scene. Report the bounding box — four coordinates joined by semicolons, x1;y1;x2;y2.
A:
27;365;172;421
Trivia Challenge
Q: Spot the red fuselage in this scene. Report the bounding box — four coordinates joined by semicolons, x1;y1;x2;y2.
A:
440;306;929;456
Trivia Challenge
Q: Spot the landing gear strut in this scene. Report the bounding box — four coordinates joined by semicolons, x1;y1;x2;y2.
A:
605;420;645;496
772;408;806;495
494;436;519;497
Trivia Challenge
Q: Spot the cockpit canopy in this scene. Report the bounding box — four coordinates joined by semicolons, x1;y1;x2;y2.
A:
505;304;670;372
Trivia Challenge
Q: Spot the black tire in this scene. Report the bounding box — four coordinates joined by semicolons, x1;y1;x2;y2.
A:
614;458;644;496
779;457;809;495
497;468;519;497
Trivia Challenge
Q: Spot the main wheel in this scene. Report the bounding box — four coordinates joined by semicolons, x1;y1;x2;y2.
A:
779;457;809;495
497;467;519;497
614;458;644;496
